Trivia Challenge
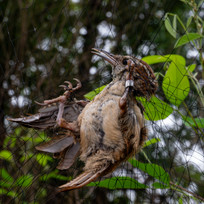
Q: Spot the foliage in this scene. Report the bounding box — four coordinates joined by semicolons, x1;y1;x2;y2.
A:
84;1;204;202
0;128;70;202
1;0;204;203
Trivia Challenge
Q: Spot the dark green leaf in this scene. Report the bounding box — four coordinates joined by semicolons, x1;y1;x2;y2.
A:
137;96;173;121
84;85;107;100
87;177;147;189
174;33;203;48
143;138;161;148
0;188;7;195
162;55;190;106
182;116;204;128
15;174;33;187
0;188;16;197
0;180;12;188
128;159;170;185
0;168;14;182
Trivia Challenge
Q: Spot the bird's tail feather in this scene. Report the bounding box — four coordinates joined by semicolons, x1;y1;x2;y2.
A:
59;164;109;191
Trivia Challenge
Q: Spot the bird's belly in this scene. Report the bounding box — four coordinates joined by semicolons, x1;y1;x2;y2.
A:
79;93;143;162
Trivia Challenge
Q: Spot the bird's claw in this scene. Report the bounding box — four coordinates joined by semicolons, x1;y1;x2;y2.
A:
35;101;47;106
35;79;82;107
59;78;81;93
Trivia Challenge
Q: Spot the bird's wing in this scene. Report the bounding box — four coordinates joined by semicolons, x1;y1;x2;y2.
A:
35;134;75;153
7;102;85;130
57;142;80;170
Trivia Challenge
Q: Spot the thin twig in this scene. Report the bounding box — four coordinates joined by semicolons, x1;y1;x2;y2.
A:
170;181;204;202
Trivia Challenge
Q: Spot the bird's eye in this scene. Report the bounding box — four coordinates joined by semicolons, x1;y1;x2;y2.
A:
122;59;128;65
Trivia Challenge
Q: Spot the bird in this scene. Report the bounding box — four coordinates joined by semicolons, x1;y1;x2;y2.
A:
8;48;158;191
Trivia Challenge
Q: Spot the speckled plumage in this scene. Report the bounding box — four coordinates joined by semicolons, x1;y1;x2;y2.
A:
8;49;158;191
59;49;157;191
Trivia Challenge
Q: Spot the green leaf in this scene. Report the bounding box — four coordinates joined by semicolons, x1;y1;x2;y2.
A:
187;64;196;72
142;54;183;65
15;127;22;135
15;174;33;187
164;15;177;38
87;177;147;189
162;55;190;106
174;33;203;48
128;159;170;185
179;196;183;204
137;96;173;121
182;116;204;128
142;55;171;65
3;136;17;149
186;16;193;27
0;150;13;161
143;138;161;148
0;188;7;195
0;188;16;197
36;153;53;167
34;132;49;144
84;85;107;100
0;168;14;182
20;153;34;163
152;182;170;189
173;15;177;34
0;180;12;188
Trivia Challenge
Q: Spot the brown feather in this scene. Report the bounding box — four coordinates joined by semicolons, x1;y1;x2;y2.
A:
35;134;74;153
7;102;85;130
57;142;80;170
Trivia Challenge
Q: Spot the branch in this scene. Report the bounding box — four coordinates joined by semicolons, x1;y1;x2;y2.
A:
170;181;204;202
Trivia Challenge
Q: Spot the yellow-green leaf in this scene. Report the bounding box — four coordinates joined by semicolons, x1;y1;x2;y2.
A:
128;159;170;185
137;96;173;121
162;55;189;106
0;150;13;161
182;116;204;128
174;33;203;48
84;85;106;100
15;174;33;187
143;138;161;148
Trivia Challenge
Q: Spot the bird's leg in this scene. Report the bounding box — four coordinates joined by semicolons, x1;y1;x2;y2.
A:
119;59;135;114
35;78;82;132
57;118;79;132
75;100;89;107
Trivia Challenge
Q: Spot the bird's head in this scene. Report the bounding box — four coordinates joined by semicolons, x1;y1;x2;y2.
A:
91;48;158;98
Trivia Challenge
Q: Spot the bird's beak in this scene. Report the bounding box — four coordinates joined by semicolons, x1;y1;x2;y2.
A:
91;48;118;66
